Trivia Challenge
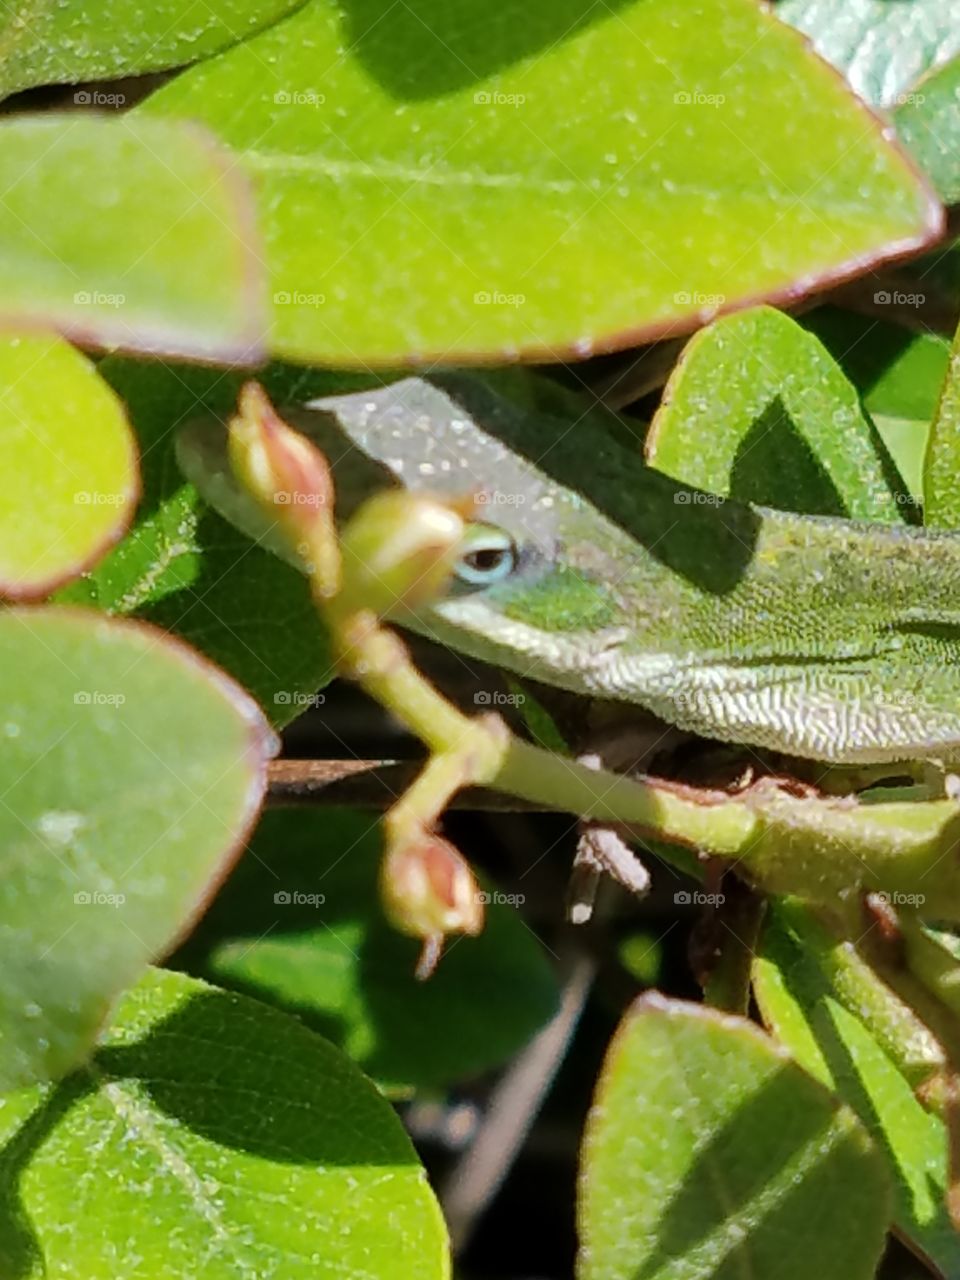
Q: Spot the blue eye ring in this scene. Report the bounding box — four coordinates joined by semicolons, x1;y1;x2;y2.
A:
453;524;518;586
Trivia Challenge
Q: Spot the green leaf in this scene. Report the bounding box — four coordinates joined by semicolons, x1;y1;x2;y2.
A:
0;607;275;1090
0;967;449;1279
923;318;960;526
0;114;264;362
183;808;558;1092
753;903;960;1277
64;358;372;722
776;0;960;106
896;57;960;205
0;333;138;599
142;0;940;365
0;0;305;98
578;993;890;1280
646;306;907;520
801;307;949;501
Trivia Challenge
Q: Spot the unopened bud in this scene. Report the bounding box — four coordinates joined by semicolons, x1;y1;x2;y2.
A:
380;830;484;978
227;382;339;594
337;490;465;618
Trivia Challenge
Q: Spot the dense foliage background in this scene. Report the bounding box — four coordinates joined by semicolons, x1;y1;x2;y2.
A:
2;2;960;1277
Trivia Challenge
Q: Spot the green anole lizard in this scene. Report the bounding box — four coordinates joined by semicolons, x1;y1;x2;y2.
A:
179;372;960;768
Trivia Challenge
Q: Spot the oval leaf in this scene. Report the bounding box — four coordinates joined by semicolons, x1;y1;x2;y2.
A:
0;967;449;1279
143;0;940;365
0;114;265;362
0;332;138;598
647;306;907;520
578;993;890;1280
0;607;276;1090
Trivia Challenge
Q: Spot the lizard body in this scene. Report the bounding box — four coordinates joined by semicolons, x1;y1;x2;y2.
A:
179;374;960;765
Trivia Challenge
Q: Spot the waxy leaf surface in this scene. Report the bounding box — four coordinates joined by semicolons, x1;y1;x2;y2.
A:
0;608;274;1089
144;0;940;365
0;968;449;1279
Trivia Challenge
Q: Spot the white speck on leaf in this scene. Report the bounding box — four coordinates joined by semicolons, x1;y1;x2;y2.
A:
36;810;86;845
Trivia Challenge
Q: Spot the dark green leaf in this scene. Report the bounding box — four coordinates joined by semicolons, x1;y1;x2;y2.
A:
923;317;960;526
801;307;949;500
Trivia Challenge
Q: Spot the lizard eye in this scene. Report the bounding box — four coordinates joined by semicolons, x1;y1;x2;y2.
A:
453;525;518;586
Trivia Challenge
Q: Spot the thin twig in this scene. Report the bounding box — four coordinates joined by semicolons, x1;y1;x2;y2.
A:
266;758;542;810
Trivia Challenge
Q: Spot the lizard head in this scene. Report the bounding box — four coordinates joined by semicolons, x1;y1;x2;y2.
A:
175;374;664;690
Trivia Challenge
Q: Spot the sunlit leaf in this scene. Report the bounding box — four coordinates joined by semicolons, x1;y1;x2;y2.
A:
896;56;960;204
142;0;939;365
754;902;960;1276
647;306;906;520
578;993;890;1280
0;333;138;598
0;968;449;1279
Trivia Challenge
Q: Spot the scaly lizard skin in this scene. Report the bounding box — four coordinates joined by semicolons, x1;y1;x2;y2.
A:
179;374;960;765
